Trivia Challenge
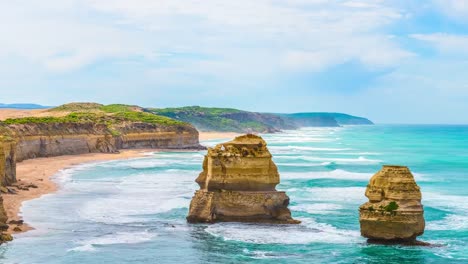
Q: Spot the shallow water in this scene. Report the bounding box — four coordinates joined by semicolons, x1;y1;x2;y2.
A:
1;125;467;263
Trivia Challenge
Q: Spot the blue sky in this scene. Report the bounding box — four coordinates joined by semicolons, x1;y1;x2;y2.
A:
1;0;468;124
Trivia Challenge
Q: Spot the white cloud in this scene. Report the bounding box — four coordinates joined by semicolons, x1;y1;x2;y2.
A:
411;33;468;56
434;0;468;23
0;0;411;73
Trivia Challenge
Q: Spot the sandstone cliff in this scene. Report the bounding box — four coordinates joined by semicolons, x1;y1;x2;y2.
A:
10;122;201;162
187;134;299;224
359;165;425;242
0;140;15;243
0;103;204;243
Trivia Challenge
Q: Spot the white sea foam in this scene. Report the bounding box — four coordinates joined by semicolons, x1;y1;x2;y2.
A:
270;146;352;152
205;218;361;244
424;192;468;213
427;215;468;231
68;231;156;252
290;187;366;204
302;156;382;164
291;203;343;214
275;162;329;167
282;169;372;181
274;155;381;165
77;172;196;224
242;249;286;259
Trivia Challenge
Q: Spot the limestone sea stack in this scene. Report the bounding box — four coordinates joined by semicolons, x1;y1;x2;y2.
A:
187;134;299;224
359;165;425;243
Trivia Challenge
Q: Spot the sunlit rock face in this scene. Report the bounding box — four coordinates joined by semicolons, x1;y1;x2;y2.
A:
187;134;299;224
359;165;425;242
0;141;14;244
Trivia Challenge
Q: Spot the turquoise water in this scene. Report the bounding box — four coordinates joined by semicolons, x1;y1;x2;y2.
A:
1;125;467;263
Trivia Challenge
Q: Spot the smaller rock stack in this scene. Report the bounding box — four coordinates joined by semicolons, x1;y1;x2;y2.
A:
359;165;425;243
187;134;299;224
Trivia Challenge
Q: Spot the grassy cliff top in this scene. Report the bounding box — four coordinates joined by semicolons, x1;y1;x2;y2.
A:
1;103;186;126
151;106;243;115
49;103;144;113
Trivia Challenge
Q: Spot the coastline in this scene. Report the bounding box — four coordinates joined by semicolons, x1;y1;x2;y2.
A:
3;131;239;236
3;149;153;234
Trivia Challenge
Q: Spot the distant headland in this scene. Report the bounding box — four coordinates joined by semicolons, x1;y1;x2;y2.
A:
1;103;374;133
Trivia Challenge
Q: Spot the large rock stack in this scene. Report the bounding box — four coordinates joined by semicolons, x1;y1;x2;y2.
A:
187;134;299;224
359;165;425;243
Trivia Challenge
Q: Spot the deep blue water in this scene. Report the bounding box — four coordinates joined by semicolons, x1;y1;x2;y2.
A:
1;125;467;263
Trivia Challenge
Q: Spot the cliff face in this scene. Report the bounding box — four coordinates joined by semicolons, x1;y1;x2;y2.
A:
114;123;200;149
0;141;16;186
0;141;14;243
9;122;201;163
359;165;425;242
11;123;117;162
187;134;299;224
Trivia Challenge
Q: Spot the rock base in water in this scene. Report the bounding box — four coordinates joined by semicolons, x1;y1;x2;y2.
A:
366;238;433;247
187;190;299;224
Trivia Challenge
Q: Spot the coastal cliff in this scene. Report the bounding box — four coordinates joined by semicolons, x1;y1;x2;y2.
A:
359;165;425;243
187;134;299;224
10;122;200;162
0;140;15;243
1;104;202;163
0;103;203;242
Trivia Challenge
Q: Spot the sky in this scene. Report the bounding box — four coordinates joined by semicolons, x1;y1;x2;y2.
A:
1;0;468;124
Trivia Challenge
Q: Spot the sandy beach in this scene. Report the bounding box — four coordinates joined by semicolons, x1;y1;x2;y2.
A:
3;131;239;235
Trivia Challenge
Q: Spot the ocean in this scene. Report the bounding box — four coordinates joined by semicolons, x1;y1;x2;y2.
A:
1;125;467;263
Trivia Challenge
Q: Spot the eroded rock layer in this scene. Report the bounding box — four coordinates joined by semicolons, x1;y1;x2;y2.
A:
359;165;425;241
0;141;14;243
10;122;201;162
187;134;299;224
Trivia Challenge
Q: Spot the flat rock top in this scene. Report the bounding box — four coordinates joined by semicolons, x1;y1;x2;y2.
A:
208;134;271;158
226;134;266;145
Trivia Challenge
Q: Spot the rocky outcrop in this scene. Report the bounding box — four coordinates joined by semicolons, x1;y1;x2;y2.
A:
187;134;299;224
0;141;14;244
0;140;16;186
359;165;425;242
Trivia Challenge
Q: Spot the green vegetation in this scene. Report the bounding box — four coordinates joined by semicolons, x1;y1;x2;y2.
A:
49;103;103;112
2;104;186;127
150;106;273;133
384;201;399;212
100;104;141;113
112;111;184;125
378;202;399;216
154;106;243;115
282;112;373;126
151;106;373;133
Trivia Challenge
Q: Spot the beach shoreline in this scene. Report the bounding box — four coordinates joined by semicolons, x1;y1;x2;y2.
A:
3;131;239;235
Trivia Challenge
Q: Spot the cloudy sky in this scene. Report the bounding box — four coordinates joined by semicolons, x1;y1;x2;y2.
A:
1;0;467;123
